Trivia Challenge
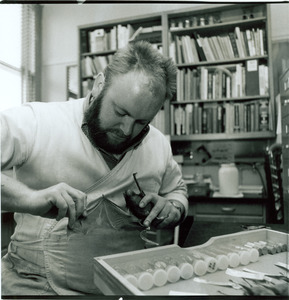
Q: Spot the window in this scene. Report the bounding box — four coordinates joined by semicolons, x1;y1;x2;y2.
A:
0;4;41;111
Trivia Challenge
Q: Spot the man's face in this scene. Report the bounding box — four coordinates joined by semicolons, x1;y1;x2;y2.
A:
85;72;165;154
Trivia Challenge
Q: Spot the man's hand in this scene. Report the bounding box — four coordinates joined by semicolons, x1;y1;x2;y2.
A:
29;183;87;228
138;194;184;229
1;174;87;229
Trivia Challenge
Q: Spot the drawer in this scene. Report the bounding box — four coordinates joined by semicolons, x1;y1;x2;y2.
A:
193;202;263;216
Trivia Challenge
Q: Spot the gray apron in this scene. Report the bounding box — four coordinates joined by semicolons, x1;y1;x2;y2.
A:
43;194;144;295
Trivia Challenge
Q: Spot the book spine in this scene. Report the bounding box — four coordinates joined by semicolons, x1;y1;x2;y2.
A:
259;100;269;131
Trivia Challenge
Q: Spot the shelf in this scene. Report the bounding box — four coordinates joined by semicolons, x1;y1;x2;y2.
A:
171;95;270;104
170;17;266;35
82;49;116;57
176;55;268;68
171;131;276;141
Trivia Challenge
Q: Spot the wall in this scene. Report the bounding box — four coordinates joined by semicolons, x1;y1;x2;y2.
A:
270;3;289;43
41;3;198;102
41;3;289;102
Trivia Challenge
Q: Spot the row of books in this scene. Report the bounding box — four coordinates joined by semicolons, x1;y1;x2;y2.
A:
82;78;94;96
176;62;268;101
151;109;165;134
170;26;266;64
81;55;113;78
171;99;270;135
81;43;163;79
81;25;162;53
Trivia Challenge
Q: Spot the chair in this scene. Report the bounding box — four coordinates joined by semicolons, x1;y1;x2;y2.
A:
264;143;284;224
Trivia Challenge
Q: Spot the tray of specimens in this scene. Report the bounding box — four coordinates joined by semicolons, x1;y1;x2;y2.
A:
93;229;289;296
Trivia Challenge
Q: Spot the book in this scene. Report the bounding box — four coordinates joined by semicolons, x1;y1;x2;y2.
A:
110;26;117;50
207;71;213;99
128;26;143;42
228;32;239;58
198;105;203;134
239;103;244;132
207;37;219;61
89;28;106;52
191;69;199;100
234;103;240;132
175;35;184;64
97;56;109;70
181;36;190;63
169;41;176;63
80;30;89;53
200;67;208;100
259;64;269;95
202;37;215;61
225;35;235;59
92;56;102;73
211;36;224;60
185;104;193;134
194;103;199;134
245;59;260;96
234;27;245;58
245;29;256;56
84;56;95;77
170;105;175;135
250;103;255;131
212;104;218;133
259;28;265;55
190;38;200;63
202;107;207;133
193;32;206;61
259;100;269;131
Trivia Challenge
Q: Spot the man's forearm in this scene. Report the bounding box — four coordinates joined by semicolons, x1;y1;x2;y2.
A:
1;173;34;213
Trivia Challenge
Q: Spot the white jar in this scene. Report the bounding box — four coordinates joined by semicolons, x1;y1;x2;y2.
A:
218;163;239;195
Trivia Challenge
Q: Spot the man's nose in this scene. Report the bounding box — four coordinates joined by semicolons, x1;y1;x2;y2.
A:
120;115;135;136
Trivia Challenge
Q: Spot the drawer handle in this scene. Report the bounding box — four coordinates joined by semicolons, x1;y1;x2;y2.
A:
221;207;236;213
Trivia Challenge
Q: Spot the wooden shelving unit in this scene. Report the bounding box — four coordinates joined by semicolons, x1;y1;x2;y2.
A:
167;3;275;142
280;67;289;228
78;3;275;145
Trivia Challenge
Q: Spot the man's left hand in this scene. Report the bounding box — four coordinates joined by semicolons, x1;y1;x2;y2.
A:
139;194;184;229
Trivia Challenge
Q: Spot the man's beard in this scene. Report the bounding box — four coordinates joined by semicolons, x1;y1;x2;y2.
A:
84;93;137;155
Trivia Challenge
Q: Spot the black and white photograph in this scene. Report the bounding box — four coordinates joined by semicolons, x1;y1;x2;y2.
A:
1;1;289;298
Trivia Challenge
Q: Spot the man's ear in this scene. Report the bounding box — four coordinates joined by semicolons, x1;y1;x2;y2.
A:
91;72;105;98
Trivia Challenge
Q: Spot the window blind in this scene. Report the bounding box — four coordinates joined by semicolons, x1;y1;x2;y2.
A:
22;4;41;103
0;4;41;110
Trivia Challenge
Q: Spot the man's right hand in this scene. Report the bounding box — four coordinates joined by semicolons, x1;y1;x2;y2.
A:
1;174;87;229
29;183;87;228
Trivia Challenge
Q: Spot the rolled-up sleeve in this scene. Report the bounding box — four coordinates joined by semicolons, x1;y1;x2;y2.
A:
159;147;188;218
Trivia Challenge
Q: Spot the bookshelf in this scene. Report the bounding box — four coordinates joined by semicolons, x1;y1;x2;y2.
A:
280;67;289;228
78;13;167;132
166;3;275;142
78;3;275;146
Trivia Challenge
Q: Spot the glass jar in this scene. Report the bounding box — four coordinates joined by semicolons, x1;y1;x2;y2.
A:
218;163;239;195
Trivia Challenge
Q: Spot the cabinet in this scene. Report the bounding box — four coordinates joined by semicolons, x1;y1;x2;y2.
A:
188;196;266;223
280;67;289;229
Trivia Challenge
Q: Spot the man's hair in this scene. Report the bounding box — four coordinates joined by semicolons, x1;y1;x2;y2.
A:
102;40;177;101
